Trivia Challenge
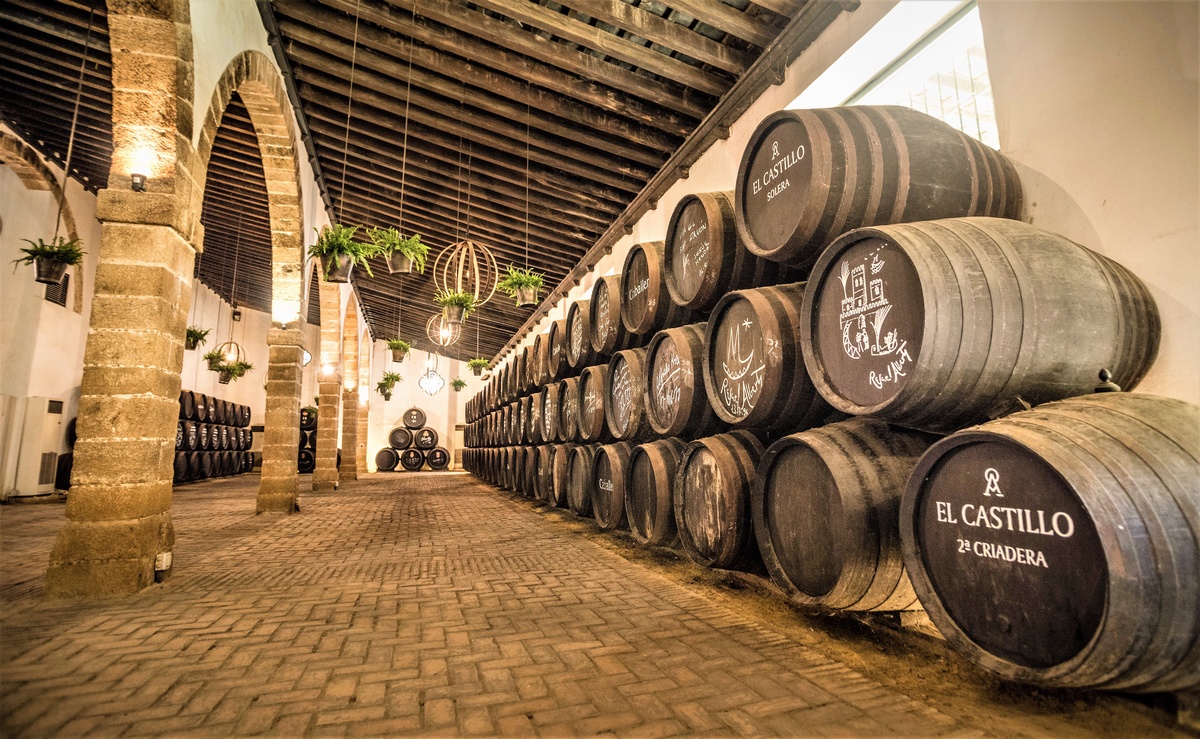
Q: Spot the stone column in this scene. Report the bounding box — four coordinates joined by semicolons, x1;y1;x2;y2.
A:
257;327;304;512
312;376;342;492
45;195;194;598
340;389;359;482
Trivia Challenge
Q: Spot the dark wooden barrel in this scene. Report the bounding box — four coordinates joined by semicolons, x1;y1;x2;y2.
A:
645;323;723;439
664;191;794;312
403;407;426;429
528;390;545;445
605;348;656;442
427;447;449;470
556;377;579;443
703;282;837;434
532;332;550;388
754;418;937;612
173;451;187;483
627;438;687;547
542;382;561;443
389;427;413;449
376;447;399;471
498;448;513;489
674;431;765;570
735;106;1023;270
547;318;569;382
507;403;522;446
400;448;425;471
536;445;556;503
577;366;612;443
551;443;576;508
567;444;599;517
216;399;230;425
178;390;196;420
902;393;1199;692
219;425;231;451
297;449;315;474
592;442;633;531
186;451;203;480
414;427;439;450
194;393;209;422
522;447;539;497
620;241;694;337
175;421;186;451
589;275;642;356
801;218;1161;432
519;396;533;445
198;423;212;451
566;299;596;371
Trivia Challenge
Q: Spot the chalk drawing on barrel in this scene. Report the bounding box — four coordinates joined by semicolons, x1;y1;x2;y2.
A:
718;317;765;419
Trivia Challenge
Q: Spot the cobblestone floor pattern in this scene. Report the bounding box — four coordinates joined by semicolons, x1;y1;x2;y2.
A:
0;472;1179;737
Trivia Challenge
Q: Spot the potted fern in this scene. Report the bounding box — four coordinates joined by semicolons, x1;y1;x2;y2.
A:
498;264;545;307
450;378;467;392
368;227;427;275
309;224;375;283
203;349;225;371
216;360;254;385
14;236;85;285
467;358;489;377
376;371;402;401
434;288;475;324
387;338;411;363
185;326;210;351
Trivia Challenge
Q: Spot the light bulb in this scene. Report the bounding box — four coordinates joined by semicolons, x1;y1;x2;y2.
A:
321;363;334;376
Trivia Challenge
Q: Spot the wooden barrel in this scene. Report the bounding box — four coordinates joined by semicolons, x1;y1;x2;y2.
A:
620;241;694;336
174;421;186;451
376;447;399;471
627;438;687;547
542;382;562;443
577;365;612;443
605;348;656;442
198;423;213;451
400;448;425;471
528;391;545;445
427;447;450;470
664;191;794;312
589;275;642;355
520;396;534;445
592;442;633;531
193;393;208;422
801;218;1161;432
645;323;723;439
754;418;937;612
389;427;413;449
547;318;569;382
674;431;765;570
735;106;1023;270
297;448;315;474
532;332;550;387
536;445;556;503
182;421;198;451
507;403;522;445
703;282;837;434
178;390;196;420
566;299;596;371
173;451;187;482
403;407;426;429
902;393;1199;692
557;377;580;443
522;446;539;497
567;444;599;517
551;443;576;508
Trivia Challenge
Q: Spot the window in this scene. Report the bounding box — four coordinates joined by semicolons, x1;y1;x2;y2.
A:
44;273;69;307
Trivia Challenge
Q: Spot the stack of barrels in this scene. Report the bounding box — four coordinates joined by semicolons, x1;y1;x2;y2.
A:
376;407;451;472
174;390;254;483
463;105;1196;694
298;406;318;473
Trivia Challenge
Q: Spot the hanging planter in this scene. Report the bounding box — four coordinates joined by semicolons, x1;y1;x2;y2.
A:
309;224;375;284
185;326;210;351
451;378;467;392
497;264;545;308
467;358;489;377
369;227;428;275
387;338;411;363
216;360;254;385
434;289;475;325
203;349;224;371
376;371;402;401
13;236;85;285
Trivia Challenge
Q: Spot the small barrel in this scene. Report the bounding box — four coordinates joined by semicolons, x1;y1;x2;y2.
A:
589;275;643;356
754;418;937;612
704;282;837;434
173;451;187;483
297;448;315;474
198;423;213;451
175;421;185;451
566;299;596;370
403;407;426;429
219;426;230;451
427;447;450;470
620;241;694;336
557;377;580;443
519;396;533;445
532;332;550;388
605;348;656;442
528;390;545;445
400;448;425;471
592;442;633;531
801;218;1161;432
567;444;599;517
901;393;1199;693
376;447;399;471
664;191;794;312
182;421;199;451
577;365;612;443
735;106;1023;270
627;438;687;547
542;382;562;443
645;323;723;439
215;399;228;426
299;406;317;430
551;443;576;508
186;451;203;481
536;445;556;503
195;393;209;422
389;427;413;449
522;447;539;497
414;427;439;450
178;390;196;420
547;318;569;382
674;431;765;570
205;395;217;424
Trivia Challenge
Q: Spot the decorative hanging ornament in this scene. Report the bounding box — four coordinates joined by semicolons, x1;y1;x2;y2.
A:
433;239;499;308
426;313;461;347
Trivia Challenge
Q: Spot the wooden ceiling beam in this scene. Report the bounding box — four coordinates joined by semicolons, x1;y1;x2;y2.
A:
0;6;110;55
275;14;680;154
747;0;806;20
652;0;782;47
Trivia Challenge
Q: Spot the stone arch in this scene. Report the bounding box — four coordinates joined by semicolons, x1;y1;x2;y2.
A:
0;131;84;312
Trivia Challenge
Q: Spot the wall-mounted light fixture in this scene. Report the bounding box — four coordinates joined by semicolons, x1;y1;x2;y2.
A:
303;350;312;367
130;172;147;192
231;301;242;322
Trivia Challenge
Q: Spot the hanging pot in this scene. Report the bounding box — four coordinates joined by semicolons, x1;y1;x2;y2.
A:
185;335;200;351
470;365;483;377
391;349;408;363
443;305;465;324
516;286;538;306
34;258;68;285
321;253;355;283
207;356;223;371
385;252;413;274
218;371;233;385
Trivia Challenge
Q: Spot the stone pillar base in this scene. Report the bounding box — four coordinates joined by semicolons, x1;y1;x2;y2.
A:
256;329;303;514
44;513;173;599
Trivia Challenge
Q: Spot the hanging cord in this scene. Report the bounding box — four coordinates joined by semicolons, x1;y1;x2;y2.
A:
337;0;364;223
524;98;530;269
230;210;243;307
54;8;95;243
397;0;419;235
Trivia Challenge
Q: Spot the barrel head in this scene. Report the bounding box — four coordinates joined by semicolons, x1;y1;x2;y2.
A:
622;248;653;334
910;438;1106;669
666;196;712;305
707;295;766;423
647;334;684;433
608;354;637;438
737;113;813;259
679;445;725;563
763;444;845;598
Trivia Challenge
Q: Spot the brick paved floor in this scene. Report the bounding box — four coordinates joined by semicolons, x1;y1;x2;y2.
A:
0;473;1181;737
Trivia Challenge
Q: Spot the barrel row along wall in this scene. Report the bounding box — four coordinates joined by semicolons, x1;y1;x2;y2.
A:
174;390;256;484
460;98;1196;696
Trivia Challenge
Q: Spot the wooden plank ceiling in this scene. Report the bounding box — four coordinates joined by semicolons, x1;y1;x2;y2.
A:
2;0;820;361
